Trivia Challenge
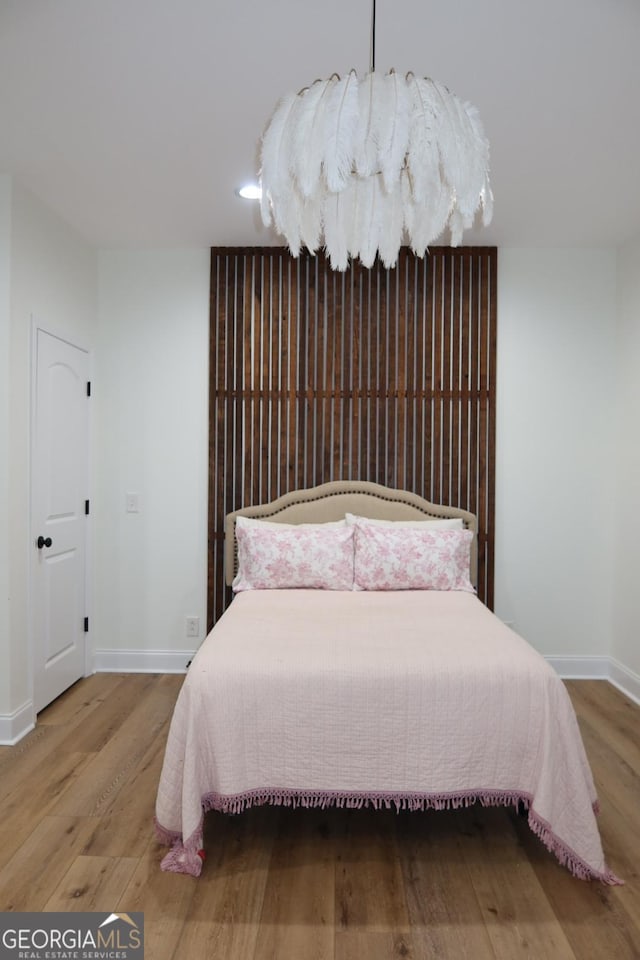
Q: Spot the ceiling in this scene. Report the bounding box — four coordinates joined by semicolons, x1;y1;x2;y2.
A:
1;0;639;250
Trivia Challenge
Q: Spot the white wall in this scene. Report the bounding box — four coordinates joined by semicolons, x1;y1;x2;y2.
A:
94;250;209;669
495;248;617;659
1;179;97;732
94;247;619;671
0;177;11;716
2;232;633;732
612;238;640;684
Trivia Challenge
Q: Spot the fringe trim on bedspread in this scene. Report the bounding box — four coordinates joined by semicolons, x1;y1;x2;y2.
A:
154;817;204;878
205;785;527;815
155;788;622;884
526;806;622;885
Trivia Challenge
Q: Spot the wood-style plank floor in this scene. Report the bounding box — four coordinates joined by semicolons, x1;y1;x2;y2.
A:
0;674;638;960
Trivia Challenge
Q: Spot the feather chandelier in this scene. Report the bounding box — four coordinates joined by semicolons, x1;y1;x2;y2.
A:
259;6;492;271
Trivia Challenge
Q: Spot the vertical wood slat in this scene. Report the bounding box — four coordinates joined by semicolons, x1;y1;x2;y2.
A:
414;259;425;497
377;269;387;486
397;256;407;492
243;256;253;509
356;267;367;483
478;249;490;607
432;254;442;505
268;255;278;499
469;254;480;523
258;256;268;506
208;247;497;626
233;254;244;512
486;251;498;609
343;269;354;479
451;254;461;507
460;254;471;513
445;256;452;504
387;266;397;488
207;254;221;633
302;259;318;487
331;270;341;479
367;269;377;484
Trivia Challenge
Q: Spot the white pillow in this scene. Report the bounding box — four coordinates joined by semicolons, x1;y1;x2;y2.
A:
233;519;354;592
345;512;463;530
353;522;474;592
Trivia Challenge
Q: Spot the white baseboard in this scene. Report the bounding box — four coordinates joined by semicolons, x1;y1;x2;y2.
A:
545;655;610;679
545;654;640;705
608;658;640;706
93;648;195;674
0;700;35;745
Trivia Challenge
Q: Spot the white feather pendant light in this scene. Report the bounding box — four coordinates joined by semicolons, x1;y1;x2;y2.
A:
259;64;492;271
292;79;333;199
376;70;410;193
323;70;360;193
300;76;339;199
355;177;379;263
463;101;493;226
358;175;383;269
406;180;452;257
299;190;325;255
272;185;303;257
377;177;405;269
322;191;350;271
406;76;442;207
430;79;469;212
481;176;494;226
259;91;298;227
354;72;381;177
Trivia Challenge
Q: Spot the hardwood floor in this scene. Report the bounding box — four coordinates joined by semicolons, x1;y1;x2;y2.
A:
0;674;638;959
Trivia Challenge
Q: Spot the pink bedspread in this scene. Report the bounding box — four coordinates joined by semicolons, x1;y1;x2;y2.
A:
155;589;619;882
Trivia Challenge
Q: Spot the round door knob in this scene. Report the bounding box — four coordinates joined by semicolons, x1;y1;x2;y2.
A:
37;536;53;549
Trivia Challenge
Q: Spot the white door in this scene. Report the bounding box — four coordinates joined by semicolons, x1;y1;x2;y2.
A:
32;328;89;713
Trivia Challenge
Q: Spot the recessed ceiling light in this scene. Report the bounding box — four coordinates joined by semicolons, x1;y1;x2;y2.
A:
236;183;262;200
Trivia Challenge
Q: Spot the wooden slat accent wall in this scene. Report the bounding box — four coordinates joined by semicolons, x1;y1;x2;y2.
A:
208;246;497;630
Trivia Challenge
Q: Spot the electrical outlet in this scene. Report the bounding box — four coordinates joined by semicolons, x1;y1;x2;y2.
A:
125;492;140;513
186;616;200;638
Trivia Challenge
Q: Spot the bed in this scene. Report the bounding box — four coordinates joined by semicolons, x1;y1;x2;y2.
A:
154;480;619;883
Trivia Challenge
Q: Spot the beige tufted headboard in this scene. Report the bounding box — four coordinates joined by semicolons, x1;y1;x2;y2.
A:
225;480;478;588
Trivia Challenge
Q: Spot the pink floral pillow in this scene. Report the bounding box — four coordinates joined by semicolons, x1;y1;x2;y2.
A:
233;521;355;591
353;522;474;592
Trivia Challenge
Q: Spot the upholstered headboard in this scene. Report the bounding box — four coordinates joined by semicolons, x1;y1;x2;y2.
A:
225;480;477;587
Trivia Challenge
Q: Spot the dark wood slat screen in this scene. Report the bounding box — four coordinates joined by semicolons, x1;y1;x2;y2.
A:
208;246;497;630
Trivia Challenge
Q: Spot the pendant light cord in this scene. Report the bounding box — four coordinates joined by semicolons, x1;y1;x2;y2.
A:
370;0;376;73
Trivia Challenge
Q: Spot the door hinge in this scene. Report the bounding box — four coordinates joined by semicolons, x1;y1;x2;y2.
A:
85;499;90;515
84;617;89;633
86;381;91;397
